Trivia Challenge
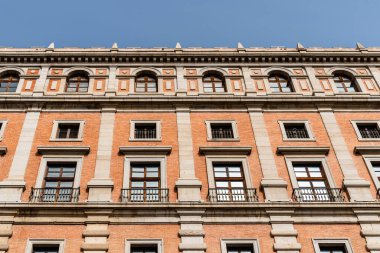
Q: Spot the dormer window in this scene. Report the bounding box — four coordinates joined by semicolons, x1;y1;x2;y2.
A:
203;71;226;92
66;71;89;92
0;71;20;92
268;72;293;93
333;72;358;93
135;71;157;92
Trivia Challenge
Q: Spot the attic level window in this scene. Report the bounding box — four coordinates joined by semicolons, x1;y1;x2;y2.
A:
134;123;157;139
357;123;380;139
135;72;157;92
57;123;80;139
211;123;234;139
66;72;89;92
203;71;226;92
284;123;309;139
333;73;358;93
0;71;19;92
32;245;60;253
269;73;293;93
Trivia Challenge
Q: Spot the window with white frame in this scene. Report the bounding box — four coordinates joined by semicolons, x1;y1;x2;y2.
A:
206;121;239;141
50;120;85;141
279;120;314;141
363;157;380;190
25;239;64;253
221;239;260;253
125;239;162;253
130;120;161;141
352;121;380;140
313;239;353;253
0;120;7;140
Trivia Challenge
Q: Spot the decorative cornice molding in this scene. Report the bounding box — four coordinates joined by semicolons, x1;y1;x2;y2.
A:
119;146;172;155
276;146;330;155
199;146;252;155
354;146;380;155
37;146;90;155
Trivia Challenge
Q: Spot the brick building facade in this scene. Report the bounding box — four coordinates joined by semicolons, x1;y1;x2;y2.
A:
0;43;379;252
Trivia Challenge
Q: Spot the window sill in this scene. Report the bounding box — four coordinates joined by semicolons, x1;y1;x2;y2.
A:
49;138;83;142
282;138;316;142
357;138;380;142
129;138;162;142
207;138;240;142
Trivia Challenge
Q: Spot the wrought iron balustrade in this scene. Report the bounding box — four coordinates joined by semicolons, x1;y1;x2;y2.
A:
29;187;80;203
134;128;157;139
359;128;380;139
121;188;169;202
211;128;234;139
292;187;345;202
285;128;309;139
208;188;258;202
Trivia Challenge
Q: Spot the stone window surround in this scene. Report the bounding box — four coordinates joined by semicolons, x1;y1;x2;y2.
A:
125;239;163;253
278;120;315;141
0;120;8;141
122;156;167;189
35;156;83;189
50;120;85;142
220;239;260;253
363;156;380;189
205;120;239;141
25;239;65;253
284;156;337;189
205;156;253;188
312;238;354;253
351;120;380;141
129;120;162;141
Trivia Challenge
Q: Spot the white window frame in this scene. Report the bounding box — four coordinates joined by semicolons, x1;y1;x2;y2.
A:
125;239;163;253
351;120;380;141
129;120;161;141
205;120;239;141
363;156;380;189
279;120;315;141
284;157;337;189
205;156;253;188
312;238;354;253
0;120;8;141
35;156;83;189
221;239;260;253
50;120;85;142
123;156;167;189
25;239;65;253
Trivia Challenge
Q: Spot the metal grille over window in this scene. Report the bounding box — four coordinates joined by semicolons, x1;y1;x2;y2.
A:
32;245;60;253
358;123;380;138
319;246;347;253
209;163;258;202
268;73;293;93
57;123;80;139
284;123;309;139
211;123;234;139
227;245;254;253
203;71;226;92
0;71;19;92
333;73;358;93
131;245;157;253
292;163;344;202
30;162;79;202
134;123;157;139
135;72;157;92
66;71;89;92
122;163;168;202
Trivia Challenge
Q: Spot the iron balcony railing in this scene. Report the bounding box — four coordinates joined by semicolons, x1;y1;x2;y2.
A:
359;128;380;139
285;128;309;139
211;128;234;139
121;188;169;202
134;128;157;139
208;188;258;202
292;187;345;202
29;187;80;203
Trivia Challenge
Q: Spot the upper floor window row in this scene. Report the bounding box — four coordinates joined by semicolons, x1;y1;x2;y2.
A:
0;71;20;92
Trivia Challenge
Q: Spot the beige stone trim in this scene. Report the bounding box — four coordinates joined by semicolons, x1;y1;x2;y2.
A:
125;239;162;253
199;146;251;155
278;120;315;141
25;239;65;253
312;238;354;253
129;120;161;141
220;239;260;253
37;146;90;155
50;120;85;142
363;156;380;189
119;146;171;155
81;243;108;251
0;120;8;141
354;146;380;155
205;120;239;141
276;146;329;155
351;120;380;141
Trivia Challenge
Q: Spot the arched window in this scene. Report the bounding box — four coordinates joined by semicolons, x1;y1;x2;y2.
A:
66;71;89;92
202;71;226;92
268;72;293;93
0;71;20;92
333;72;358;93
135;71;157;92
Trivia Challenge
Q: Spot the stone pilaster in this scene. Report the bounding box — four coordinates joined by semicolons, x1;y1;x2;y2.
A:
87;108;115;202
241;67;256;96
81;210;112;253
105;67;117;96
354;209;380;253
304;67;324;96
0;210;16;253
0;106;41;202
319;107;373;201
176;66;187;96
268;209;301;253
248;106;289;201
33;66;49;96
175;106;202;202
177;209;206;253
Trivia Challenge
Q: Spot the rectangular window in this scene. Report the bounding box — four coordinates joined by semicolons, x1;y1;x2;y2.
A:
131;245;157;253
211;123;235;139
371;161;380;182
129;163;160;202
134;123;157;139
213;163;246;202
313;239;353;253
32;245;60;253
125;239;162;253
284;123;309;139
319;246;347;253
227;245;254;253
56;123;80;139
221;240;259;253
357;123;380;139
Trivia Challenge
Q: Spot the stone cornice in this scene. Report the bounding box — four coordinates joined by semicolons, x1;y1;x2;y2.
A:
37;146;90;155
119;146;172;155
276;146;330;155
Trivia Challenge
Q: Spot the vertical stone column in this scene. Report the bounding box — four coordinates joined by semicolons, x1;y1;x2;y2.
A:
105;67;117;96
81;210;112;253
175;106;202;202
0;210;16;253
319;107;372;201
33;66;49;96
87;108;115;202
354;209;380;253
368;67;380;89
248;106;289;201
304;67;324;96
0;107;41;202
241;67;256;96
176;66;187;96
268;209;301;253
177;209;206;253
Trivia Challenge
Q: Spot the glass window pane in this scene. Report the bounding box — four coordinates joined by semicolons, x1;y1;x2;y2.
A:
131;181;144;188
216;181;229;188
298;181;311;187
312;181;326;188
230;181;244;188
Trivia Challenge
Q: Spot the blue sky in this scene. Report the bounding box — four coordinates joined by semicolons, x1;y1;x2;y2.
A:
1;0;379;48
